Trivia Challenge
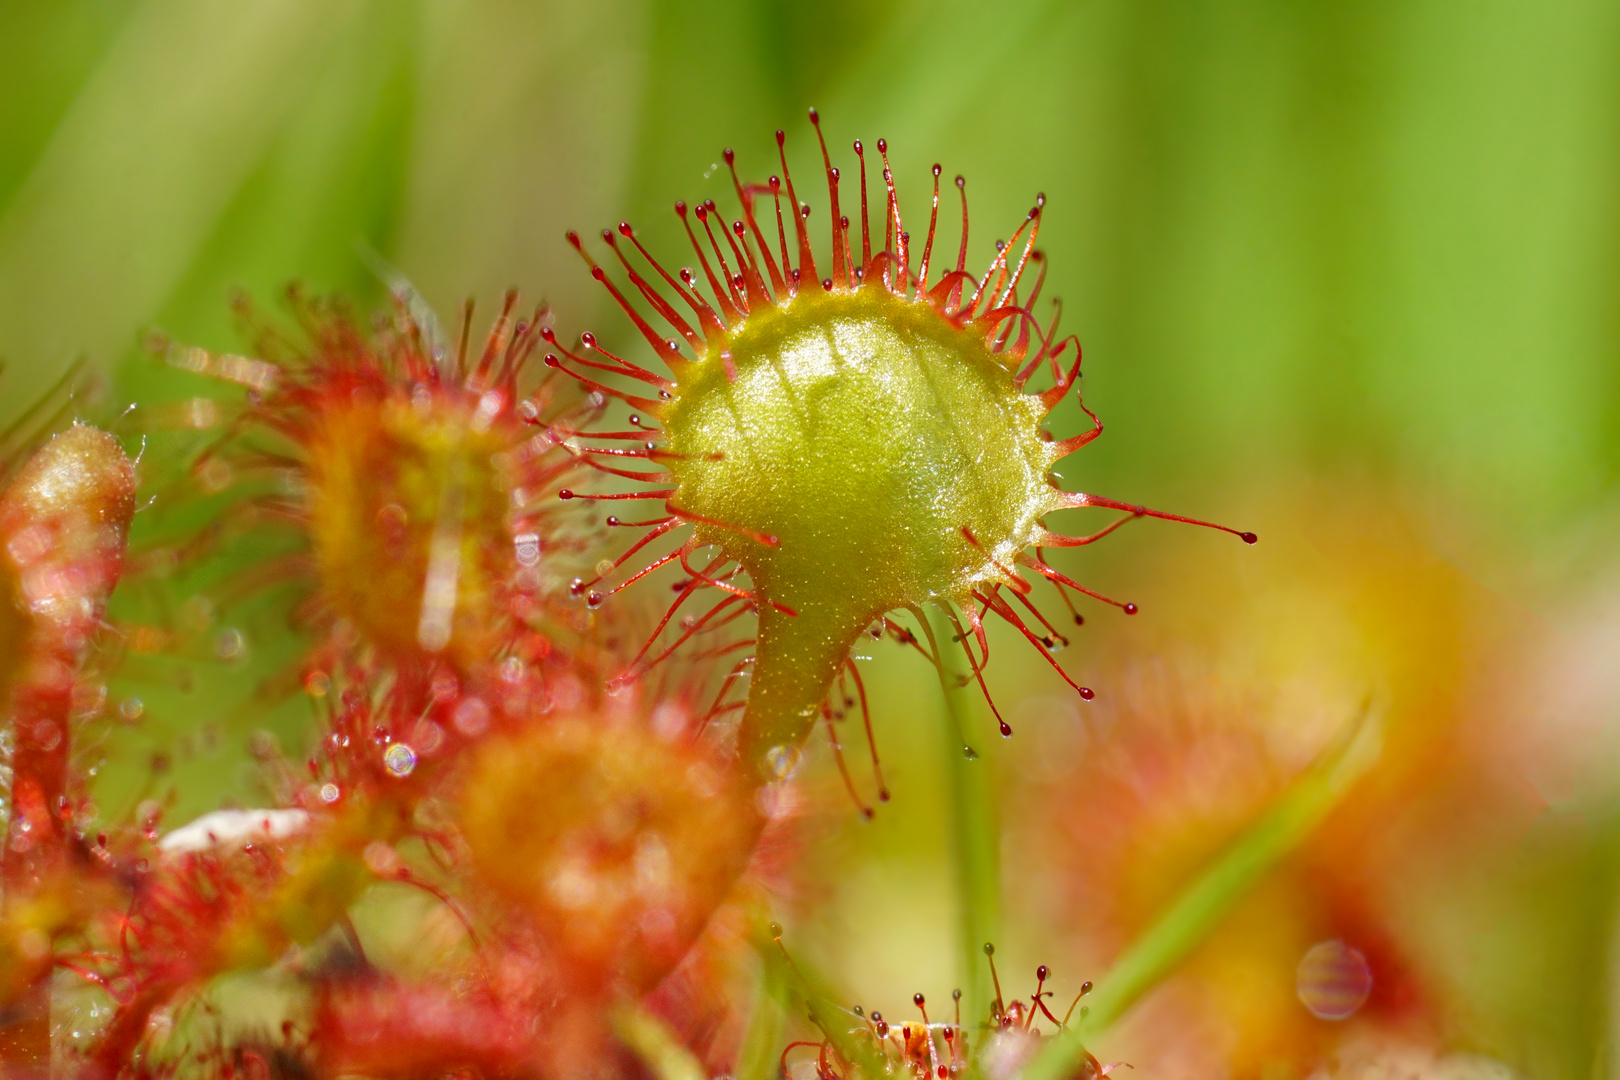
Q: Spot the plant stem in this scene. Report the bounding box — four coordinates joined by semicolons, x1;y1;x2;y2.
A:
921;606;1002;1025
735;948;789;1080
757;920;889;1080
737;605;864;776
612;1002;707;1080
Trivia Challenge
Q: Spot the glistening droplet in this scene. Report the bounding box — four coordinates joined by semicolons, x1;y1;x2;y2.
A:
1296;939;1372;1020
383;742;417;777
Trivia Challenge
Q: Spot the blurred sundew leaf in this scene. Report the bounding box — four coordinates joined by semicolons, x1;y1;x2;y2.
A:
97;1;423;825
1017;703;1383;1080
0;0;362;422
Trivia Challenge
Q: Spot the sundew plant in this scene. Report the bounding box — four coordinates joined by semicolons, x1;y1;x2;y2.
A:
2;5;1618;1080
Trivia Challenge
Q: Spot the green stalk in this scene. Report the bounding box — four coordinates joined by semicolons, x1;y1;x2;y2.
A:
735;948;790;1080
612;1002;707;1080
736;604;865;776
921;606;1003;1025
756;921;889;1080
1017;705;1381;1080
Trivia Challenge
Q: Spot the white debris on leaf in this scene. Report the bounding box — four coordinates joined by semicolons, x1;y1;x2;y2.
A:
157;808;310;854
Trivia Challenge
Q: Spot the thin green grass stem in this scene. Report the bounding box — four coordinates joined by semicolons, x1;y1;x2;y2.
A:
922;605;1003;1026
1019;705;1381;1080
612;1002;708;1080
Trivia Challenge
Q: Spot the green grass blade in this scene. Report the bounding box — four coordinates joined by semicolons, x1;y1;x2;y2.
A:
757;921;889;1080
1018;703;1382;1080
613;1001;709;1080
736;949;790;1080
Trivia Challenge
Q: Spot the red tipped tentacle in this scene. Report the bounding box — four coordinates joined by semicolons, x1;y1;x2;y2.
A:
777;127;818;286
604;514;677;528
623;221;727;345
568;233;687;372
549;426;656;442
700;654;755;732
945;603;1011;738
977;585;1094;698
917;164;943;295
540;327;664;386
725;148;787;296
665;501;780;550
1034;508;1140;549
579;335;675;391
808;108;849;288
1037;336;1085;413
969;202;1040;321
556;488;675;502
573;518;679;590
1015;297;1062;387
493;302;549;388
568;454;672;484
470;288;519;385
1049;491;1257;544
678;544;791;613
1015;552;1137;615
538;353;664;412
1034;552;1086;628
824;702;876;819
767;175;794;296
1007;582;1071;648
677;201;742;324
695;201;749;314
641;593;748;677
711;209;769;311
845;660;889;802
876;139;907;295
942;175;971;312
993;197;1044;311
604;548;683;597
615;549;730;680
854;140;873;277
603;226;702;354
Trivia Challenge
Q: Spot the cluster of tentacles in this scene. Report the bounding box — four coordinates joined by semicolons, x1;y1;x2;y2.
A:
545;109;1254;785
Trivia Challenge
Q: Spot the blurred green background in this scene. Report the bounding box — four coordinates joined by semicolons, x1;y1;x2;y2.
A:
6;0;1618;580
4;1;1620;1078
